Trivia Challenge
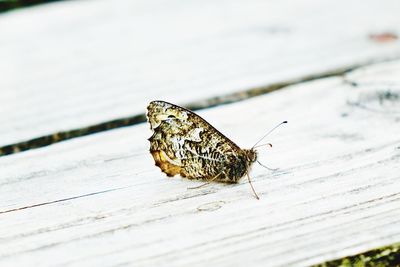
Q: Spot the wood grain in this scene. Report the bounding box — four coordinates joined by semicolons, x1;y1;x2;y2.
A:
1;60;399;266
1;0;400;147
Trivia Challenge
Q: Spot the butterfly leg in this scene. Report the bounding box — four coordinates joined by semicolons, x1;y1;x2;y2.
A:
187;182;209;190
257;160;279;171
187;173;222;189
247;173;260;200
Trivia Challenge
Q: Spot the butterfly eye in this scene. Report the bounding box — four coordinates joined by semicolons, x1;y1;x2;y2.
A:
246;151;257;162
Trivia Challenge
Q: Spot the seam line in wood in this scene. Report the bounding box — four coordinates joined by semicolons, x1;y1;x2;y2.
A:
0;187;125;215
1;56;399;157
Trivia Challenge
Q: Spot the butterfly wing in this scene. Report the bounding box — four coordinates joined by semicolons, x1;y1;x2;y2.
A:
146;100;248;182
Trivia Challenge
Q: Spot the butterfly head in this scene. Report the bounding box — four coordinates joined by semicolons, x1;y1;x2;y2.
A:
244;149;258;163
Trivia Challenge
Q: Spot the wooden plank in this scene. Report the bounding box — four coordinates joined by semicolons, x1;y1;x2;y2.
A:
1;60;400;266
1;0;400;147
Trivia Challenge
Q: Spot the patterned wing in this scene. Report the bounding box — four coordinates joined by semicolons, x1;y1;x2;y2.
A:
146;100;248;182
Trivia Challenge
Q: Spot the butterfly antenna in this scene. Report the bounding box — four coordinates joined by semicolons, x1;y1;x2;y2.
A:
247;173;260;200
251;121;288;149
253;143;273;149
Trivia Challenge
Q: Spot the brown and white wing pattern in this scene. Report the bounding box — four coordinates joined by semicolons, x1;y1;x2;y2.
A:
146;100;251;183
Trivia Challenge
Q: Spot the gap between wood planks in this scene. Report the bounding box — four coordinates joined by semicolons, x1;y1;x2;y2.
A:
312;242;400;267
1;56;399;158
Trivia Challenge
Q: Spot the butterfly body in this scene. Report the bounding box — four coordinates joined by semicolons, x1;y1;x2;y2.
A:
146;100;256;183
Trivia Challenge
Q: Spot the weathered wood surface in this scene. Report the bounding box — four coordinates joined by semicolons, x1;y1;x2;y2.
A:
1;59;400;266
1;0;400;147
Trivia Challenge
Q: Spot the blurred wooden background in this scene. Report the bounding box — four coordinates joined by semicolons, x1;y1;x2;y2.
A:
1;0;400;266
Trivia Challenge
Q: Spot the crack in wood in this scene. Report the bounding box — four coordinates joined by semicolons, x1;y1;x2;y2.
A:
0;187;126;215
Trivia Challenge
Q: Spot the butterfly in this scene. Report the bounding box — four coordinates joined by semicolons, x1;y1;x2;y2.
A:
146;100;286;199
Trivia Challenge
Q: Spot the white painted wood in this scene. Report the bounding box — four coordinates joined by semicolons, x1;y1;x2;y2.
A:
1;60;400;266
1;0;400;146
